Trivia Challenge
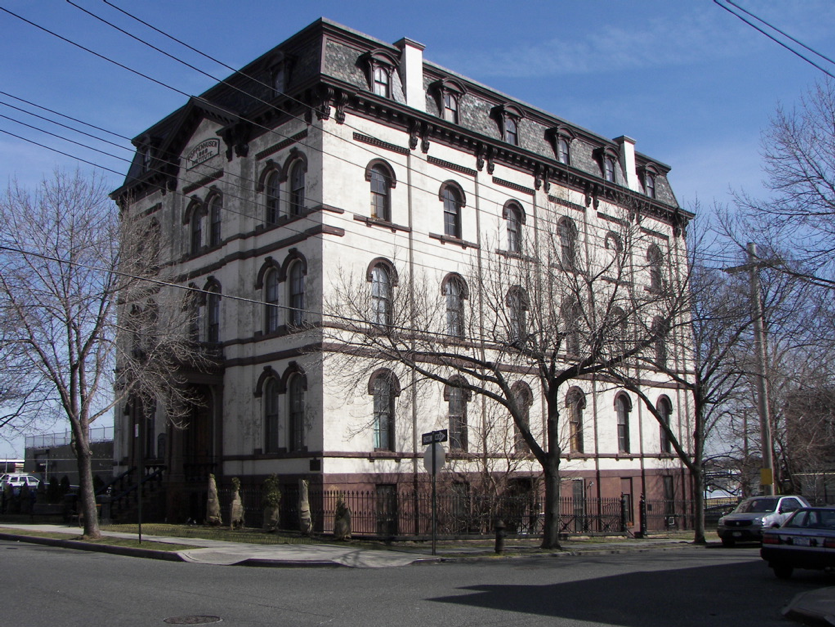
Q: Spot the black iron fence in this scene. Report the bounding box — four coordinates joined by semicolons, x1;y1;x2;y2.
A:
213;487;706;539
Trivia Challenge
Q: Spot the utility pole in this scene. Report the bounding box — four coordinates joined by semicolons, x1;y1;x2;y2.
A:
725;242;776;495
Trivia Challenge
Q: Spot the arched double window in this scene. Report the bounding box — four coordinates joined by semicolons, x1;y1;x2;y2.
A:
287;372;306;452
287;260;305;327
566;387;586;454
442;274;468;339
185;199;203;256
289;160;306;217
615;393;631;454
263;267;280;333
370;369;400;451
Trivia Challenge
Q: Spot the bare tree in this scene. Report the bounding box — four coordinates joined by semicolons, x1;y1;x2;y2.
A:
326;211;687;549
0;170;200;539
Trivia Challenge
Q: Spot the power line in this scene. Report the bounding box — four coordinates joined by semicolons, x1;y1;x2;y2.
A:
714;0;835;80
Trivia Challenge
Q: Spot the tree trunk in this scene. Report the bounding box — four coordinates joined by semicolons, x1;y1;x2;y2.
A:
541;458;562;549
691;465;706;544
76;434;101;540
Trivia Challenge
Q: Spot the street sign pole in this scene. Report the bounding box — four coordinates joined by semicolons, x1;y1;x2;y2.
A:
421;429;447;556
432;442;437;556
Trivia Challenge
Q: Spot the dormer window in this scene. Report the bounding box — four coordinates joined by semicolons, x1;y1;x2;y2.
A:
595;146;619;183
494;104;523;146
557;138;570;165
639;163;659;199
269;53;293;97
547;126;575;166
363;50;399;100
373;66;390;97
431;78;466;125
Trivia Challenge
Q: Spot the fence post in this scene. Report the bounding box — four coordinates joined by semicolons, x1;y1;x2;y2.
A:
620;493;628;532
639;494;648;538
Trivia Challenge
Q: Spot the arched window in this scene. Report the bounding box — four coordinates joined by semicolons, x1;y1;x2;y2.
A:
208;194;222;247
443;274;467;339
188;202;203;256
289;160;305;216
445;378;470;451
561;299;581;356
287;372;305;452
645;172;656;198
369;164;392;221
373;65;390;97
558;217;578;271
370;370;399;451
441;184;463;238
605;232;623;273
648;244;664;291
616;393;631;453
507;286;528;345
443;92;458;123
557;137;570;165
567;388;586;454
264;268;279;333
265;171;281;225
604;156;616;183
370;262;393;326
287;261;305;327
504;116;518;145
264;377;280;453
206;281;221;344
505;202;524;253
652;316;668;368
512;382;533;455
657;396;673;454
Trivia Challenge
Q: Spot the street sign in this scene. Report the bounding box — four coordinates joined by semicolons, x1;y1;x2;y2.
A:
423;442;445;474
421;429;448;445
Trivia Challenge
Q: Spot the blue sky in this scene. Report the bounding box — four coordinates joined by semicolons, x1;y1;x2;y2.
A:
1;0;834;457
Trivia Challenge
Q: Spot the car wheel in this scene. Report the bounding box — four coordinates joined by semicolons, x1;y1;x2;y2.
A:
773;564;793;580
721;537;735;547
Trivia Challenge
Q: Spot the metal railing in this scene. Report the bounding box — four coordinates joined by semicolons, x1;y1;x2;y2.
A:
25;425;114;449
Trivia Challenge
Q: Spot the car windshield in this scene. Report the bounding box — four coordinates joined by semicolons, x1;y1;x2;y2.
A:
736;497;779;513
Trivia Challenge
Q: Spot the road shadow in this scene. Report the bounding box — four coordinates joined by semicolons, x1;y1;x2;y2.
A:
429;554;833;627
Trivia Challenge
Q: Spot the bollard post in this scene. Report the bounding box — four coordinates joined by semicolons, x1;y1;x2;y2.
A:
639;494;648;538
494;519;506;554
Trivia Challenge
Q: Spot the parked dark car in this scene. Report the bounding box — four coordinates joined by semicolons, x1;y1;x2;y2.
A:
761;507;835;579
717;495;809;546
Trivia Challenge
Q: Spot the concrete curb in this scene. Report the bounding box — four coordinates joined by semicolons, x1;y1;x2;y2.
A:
0;532;185;563
783;588;835;627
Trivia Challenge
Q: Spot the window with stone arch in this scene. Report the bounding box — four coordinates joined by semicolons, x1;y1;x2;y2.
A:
445;377;470;452
511;381;533;455
368;258;397;327
566;387;586;454
506;286;529;346
657;395;673;454
440;181;465;239
284;365;307;452
652;316;669;368
264;266;280;333
207;193;222;247
558;217;578;271
366;160;396;222
605;231;623;274
647;244;664;291
504;201;525;254
263;375;280;453
369;369;400;451
442;273;468;339
205;279;221;344
561;298;582;356
284;153;307;217
265;169;281;225
287;259;305;328
185;199;203;256
615;393;632;454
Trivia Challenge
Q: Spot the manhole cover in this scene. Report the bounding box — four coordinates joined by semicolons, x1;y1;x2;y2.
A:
163;617;222;625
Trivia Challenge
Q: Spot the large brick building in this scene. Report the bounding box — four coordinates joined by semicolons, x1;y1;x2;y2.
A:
111;19;693;527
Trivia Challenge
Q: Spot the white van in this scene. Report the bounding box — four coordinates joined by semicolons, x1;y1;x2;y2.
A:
0;473;40;494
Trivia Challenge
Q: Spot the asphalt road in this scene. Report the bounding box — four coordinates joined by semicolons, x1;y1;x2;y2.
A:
1;541;829;626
